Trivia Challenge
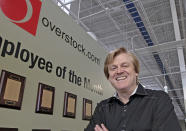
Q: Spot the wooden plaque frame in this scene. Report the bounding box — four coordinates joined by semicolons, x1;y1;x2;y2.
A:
32;129;51;131
35;83;55;115
63;92;77;118
82;98;92;120
0;127;18;131
0;70;26;110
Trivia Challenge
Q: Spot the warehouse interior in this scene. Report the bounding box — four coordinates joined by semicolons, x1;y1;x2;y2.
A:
52;0;186;121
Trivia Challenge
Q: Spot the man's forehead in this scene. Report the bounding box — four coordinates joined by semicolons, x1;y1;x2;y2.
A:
112;53;132;62
109;61;131;66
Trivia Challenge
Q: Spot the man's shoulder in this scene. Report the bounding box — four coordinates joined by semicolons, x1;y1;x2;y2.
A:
144;88;170;99
99;97;113;103
97;97;115;107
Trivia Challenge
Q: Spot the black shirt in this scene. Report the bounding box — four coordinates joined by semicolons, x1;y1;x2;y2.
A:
85;84;182;131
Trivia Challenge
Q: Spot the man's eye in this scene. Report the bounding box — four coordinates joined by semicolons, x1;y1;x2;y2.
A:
121;64;128;67
110;66;117;70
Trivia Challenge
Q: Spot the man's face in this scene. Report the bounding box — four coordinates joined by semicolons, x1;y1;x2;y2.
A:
108;53;138;92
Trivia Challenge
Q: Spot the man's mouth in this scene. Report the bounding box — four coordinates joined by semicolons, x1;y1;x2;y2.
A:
116;76;127;81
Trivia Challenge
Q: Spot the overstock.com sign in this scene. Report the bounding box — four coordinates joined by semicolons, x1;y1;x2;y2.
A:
0;0;42;36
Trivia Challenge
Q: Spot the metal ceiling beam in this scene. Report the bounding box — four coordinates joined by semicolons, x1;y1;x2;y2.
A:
93;22;136;34
151;21;173;28
78;0;82;20
179;0;186;39
81;14;130;27
62;0;75;5
139;70;186;80
170;0;181;40
79;10;106;20
95;0;123;32
95;0;128;41
134;39;185;55
177;47;186;112
143;0;169;10
137;0;160;46
57;0;90;31
79;4;129;20
103;38;126;45
99;33;123;40
79;0;124;13
184;0;186;13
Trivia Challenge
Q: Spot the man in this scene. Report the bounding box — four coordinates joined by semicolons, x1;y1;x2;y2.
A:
85;47;181;131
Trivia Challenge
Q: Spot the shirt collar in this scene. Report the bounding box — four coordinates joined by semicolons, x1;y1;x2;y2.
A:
131;85;138;96
135;83;148;96
113;84;138;97
109;83;148;103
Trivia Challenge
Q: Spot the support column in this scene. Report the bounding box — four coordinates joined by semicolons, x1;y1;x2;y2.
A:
170;0;186;121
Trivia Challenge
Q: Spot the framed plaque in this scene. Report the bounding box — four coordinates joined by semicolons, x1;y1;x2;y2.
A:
0;70;26;110
0;127;18;131
32;129;50;131
82;98;92;120
63;92;77;118
35;83;55;115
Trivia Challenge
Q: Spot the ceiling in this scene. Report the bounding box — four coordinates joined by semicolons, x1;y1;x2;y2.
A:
54;0;186;120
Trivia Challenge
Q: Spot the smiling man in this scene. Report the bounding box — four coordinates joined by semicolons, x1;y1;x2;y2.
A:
85;47;181;131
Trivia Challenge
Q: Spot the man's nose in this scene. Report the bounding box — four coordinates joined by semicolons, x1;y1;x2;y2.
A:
116;67;124;73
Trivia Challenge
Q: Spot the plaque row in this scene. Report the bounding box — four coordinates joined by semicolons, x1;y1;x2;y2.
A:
0;70;92;120
0;128;50;131
0;128;73;131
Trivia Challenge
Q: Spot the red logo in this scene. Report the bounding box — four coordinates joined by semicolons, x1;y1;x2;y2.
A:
0;0;42;36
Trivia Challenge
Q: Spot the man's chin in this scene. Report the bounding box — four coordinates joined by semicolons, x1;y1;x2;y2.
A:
115;86;128;91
